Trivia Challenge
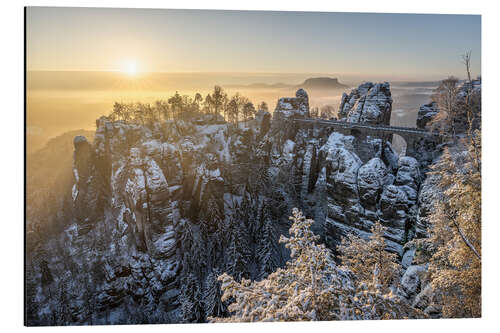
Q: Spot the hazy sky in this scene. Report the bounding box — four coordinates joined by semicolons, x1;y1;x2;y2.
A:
26;7;481;80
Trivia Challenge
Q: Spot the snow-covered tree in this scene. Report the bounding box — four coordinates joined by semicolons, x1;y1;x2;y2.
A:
180;220;207;276
205;196;222;233
40;259;53;288
256;206;281;279
242;102;256;121
212;208;350;322
25;268;40;325
416;133;481;318
203;269;228;319
226;214;252;281
337;222;423;319
179;273;205;323
338;222;401;292
211;209;421;322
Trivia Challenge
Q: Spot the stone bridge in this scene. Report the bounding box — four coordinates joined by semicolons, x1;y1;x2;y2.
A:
293;118;441;157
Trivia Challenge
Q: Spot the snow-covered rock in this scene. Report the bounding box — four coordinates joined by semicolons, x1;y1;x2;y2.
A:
273;88;310;119
357;158;388;209
416;102;439;129
399;264;428;299
271;89;310;141
27;83;442;325
338;82;392;125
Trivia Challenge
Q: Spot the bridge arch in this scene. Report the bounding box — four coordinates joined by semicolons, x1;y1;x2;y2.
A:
350;128;363;137
391;134;407;157
292;118;439;158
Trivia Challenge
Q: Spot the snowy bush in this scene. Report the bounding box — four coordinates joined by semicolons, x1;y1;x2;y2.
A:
211;209;423;322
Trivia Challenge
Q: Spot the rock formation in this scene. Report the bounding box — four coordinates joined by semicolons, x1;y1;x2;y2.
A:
416;102;439;129
338;82;392;125
26;83;459;325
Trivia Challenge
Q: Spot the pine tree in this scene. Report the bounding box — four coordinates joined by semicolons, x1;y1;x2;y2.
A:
256;204;281;279
183;226;207;277
226;209;252;281
57;278;71;325
179;273;205;323
239;192;254;229
25;269;40;326
205;196;222;233
179;220;200;275
40;259;53;288
203;269;228;319
211;209;421;322
418;133;481;318
338;222;401;292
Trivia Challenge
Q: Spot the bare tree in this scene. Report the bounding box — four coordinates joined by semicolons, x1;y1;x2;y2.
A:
462;50;472;83
430;76;460;136
462;50;481;171
320;105;336;119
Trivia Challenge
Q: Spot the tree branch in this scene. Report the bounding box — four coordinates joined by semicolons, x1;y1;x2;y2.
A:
452;219;481;261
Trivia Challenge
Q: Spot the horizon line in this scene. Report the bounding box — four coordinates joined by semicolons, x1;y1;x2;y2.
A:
25;70;460;82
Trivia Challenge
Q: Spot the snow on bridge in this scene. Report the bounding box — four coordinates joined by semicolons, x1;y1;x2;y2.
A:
294;118;437;137
293;118;441;157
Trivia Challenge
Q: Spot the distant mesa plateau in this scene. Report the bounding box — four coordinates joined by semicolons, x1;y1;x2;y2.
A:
227;77;349;90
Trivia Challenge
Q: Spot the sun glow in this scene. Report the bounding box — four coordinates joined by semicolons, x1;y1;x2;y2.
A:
121;60;138;76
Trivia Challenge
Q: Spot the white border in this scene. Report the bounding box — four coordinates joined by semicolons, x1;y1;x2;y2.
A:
2;0;498;331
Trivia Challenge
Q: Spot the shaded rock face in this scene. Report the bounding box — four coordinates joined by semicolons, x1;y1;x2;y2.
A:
255;110;271;139
26;86;440;325
415;173;441;238
72;135;104;234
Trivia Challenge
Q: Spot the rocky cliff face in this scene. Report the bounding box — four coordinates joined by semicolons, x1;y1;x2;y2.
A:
26;83;445;325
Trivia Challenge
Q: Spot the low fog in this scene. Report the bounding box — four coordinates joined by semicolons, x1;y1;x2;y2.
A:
27;71;436;153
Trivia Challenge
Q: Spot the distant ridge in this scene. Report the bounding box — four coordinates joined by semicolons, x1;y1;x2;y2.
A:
297;77;348;90
226;77;348;90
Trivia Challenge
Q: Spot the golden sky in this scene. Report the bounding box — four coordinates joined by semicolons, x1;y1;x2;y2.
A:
26;7;481;80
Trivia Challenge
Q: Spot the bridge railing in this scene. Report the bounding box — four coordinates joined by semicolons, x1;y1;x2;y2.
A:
293;118;440;137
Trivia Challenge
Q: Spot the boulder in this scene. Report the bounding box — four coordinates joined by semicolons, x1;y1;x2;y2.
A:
357;158;387;209
395;156;421;189
380;185;409;219
399;264;428;299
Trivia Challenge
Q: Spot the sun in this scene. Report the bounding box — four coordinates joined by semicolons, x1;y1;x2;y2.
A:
121;60;138;76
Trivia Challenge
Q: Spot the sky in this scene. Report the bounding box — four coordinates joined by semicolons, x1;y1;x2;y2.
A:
26;7;481;80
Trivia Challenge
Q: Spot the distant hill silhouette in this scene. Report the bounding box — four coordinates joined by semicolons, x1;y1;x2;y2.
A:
297;77;348;90
227;77;348;90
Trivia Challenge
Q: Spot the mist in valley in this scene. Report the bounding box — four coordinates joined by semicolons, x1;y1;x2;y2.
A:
27;70;436;154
